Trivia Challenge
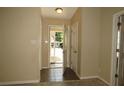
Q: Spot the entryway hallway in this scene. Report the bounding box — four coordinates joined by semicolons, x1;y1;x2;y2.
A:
1;7;124;86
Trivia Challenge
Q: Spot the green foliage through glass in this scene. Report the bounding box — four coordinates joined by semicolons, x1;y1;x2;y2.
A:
55;32;63;42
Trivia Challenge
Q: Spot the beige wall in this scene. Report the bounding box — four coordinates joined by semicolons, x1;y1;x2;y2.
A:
80;7;124;84
0;8;41;82
71;8;81;76
42;17;70;67
0;8;2;81
100;8;124;83
81;8;101;77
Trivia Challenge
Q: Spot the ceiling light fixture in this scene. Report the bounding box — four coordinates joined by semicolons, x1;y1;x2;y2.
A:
55;8;63;14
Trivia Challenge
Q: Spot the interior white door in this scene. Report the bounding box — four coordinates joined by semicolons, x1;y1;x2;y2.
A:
71;22;78;73
63;25;71;69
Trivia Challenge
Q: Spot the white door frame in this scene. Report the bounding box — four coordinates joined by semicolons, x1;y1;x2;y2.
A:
48;25;65;68
63;25;71;69
63;25;67;69
67;25;71;68
70;22;78;74
111;10;124;85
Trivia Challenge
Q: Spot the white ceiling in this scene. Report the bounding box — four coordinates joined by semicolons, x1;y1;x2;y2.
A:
41;7;78;19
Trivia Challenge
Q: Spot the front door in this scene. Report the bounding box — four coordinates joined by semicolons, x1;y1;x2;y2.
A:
117;15;124;85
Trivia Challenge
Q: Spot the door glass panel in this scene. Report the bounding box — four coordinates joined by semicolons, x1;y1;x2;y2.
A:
50;26;64;68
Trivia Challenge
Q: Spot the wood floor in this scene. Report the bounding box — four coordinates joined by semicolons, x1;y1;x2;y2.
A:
40;67;79;82
38;67;107;86
8;68;108;86
29;78;107;86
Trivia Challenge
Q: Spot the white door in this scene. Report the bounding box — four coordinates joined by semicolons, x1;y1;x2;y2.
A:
63;26;67;69
117;16;124;85
71;22;78;73
63;26;71;69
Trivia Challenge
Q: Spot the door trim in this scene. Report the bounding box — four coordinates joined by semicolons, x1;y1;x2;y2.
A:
111;10;124;85
70;22;79;74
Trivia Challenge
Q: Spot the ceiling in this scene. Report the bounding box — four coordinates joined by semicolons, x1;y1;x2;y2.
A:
41;7;78;19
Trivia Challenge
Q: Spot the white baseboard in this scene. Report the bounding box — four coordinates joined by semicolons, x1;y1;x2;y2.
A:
98;77;110;85
0;80;40;85
75;72;81;79
80;76;110;85
42;67;49;69
80;76;99;79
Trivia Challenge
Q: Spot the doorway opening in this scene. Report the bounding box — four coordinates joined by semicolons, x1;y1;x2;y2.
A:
40;8;81;83
49;25;64;68
40;24;80;82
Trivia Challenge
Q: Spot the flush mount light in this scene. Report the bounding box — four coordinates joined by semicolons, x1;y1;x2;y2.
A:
55;8;63;14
